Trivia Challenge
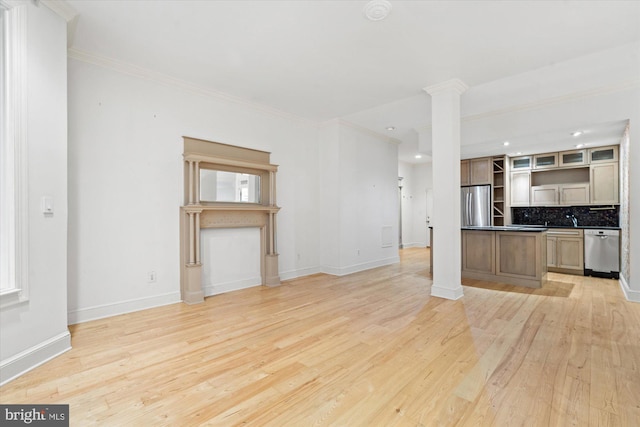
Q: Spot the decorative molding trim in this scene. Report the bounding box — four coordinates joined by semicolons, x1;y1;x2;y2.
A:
40;0;77;22
40;0;79;47
424;79;469;96
0;331;71;386
67;292;181;325
619;274;640;303
430;284;464;300
67;48;318;128
321;255;400;277
0;2;29;304
415;78;640;134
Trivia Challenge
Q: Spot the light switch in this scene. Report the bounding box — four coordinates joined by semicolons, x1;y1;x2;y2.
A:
41;196;53;215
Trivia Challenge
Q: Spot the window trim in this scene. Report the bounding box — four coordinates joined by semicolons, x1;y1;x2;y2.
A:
0;1;29;307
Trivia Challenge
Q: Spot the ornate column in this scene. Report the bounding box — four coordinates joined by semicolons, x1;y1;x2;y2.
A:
424;79;468;300
183;207;204;304
265;171;280;286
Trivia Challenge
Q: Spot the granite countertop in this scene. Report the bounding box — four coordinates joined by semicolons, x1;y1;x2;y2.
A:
461;226;548;232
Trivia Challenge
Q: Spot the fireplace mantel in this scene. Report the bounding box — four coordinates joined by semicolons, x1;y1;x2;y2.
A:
180;137;281;304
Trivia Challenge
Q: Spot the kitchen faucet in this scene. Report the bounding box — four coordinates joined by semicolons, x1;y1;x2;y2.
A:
566;214;578;227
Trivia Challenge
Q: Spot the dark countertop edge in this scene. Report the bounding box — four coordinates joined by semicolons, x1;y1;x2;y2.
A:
461;226;548;232
512;224;621;230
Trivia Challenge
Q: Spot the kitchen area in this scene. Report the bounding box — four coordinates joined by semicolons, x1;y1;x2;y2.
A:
431;144;622;288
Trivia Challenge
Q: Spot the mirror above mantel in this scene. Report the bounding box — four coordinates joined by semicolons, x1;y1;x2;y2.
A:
180;137;281;305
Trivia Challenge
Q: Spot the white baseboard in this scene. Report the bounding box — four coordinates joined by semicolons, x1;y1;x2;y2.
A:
203;277;261;296
0;331;71;386
620;274;640;302
321;256;400;277
68;291;181;325
431;283;464;300
280;266;322;281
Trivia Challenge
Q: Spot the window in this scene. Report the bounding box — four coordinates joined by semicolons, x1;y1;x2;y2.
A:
0;2;28;306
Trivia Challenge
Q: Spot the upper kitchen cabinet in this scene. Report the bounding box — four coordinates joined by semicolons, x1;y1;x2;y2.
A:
511;155;532;170
461;157;492;186
510;171;531;206
559;149;587;167
461;160;470;185
590;162;619;204
533;152;559;169
589;145;618;164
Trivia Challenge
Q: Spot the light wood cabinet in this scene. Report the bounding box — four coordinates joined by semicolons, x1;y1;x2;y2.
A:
547;229;583;275
460;160;470;186
547;236;557;267
589;145;618;164
510;171;531;206
470;158;492;185
559;149;587;167
511;155;532;170
531;183;590;206
559;183;589;205
533;153;559;169
461;158;492;186
530;185;558;206
590;162;619;204
461;229;547;288
462;230;495;274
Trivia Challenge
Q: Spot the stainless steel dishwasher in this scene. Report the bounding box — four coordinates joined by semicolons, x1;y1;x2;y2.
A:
584;229;620;279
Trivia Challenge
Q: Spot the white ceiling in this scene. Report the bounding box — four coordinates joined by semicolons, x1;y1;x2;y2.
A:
66;0;640;163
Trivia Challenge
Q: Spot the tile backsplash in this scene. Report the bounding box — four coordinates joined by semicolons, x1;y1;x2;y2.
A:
512;205;619;227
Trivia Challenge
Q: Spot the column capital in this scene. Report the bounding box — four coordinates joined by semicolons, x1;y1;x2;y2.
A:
423;79;468;96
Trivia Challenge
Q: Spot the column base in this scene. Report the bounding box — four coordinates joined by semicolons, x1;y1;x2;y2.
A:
265;254;281;286
430;283;464;300
182;263;204;304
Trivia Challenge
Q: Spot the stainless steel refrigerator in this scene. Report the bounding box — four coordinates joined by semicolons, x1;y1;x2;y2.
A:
461;185;491;227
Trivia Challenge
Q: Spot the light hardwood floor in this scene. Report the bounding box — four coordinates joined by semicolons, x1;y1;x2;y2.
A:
2;248;639;426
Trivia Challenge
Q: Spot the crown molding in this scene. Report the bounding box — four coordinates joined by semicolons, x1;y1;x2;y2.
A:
415;78;640;133
40;0;77;22
423;79;469;96
67;48;319;128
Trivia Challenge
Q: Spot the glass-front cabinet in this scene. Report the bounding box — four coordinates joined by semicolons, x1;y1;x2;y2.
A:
511;155;532;170
589;145;618;164
533;152;558;169
559;149;587;167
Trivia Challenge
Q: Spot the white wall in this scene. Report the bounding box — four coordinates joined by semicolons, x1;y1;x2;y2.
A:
320;121;400;275
67;58;321;323
0;3;70;385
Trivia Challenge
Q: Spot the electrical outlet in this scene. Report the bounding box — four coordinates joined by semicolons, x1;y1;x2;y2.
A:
147;271;157;283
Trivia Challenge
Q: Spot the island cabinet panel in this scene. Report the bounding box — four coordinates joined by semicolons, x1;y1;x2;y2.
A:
461;229;547;288
496;233;538;277
462;231;495;274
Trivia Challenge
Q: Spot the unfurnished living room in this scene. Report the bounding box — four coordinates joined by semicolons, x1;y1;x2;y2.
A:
1;1;639;425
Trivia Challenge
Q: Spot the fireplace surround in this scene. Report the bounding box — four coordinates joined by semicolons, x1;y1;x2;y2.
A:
180;137;281;304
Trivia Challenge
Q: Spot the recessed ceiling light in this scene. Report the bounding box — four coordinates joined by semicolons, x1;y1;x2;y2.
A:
576;143;585;148
503;141;510;146
516;152;522;155
386;126;396;131
415;154;422;159
571;131;583;137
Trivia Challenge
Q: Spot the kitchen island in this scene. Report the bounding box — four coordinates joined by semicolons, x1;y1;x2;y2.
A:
430;226;549;288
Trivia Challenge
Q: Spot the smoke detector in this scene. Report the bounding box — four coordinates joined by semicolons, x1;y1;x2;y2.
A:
364;0;392;21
